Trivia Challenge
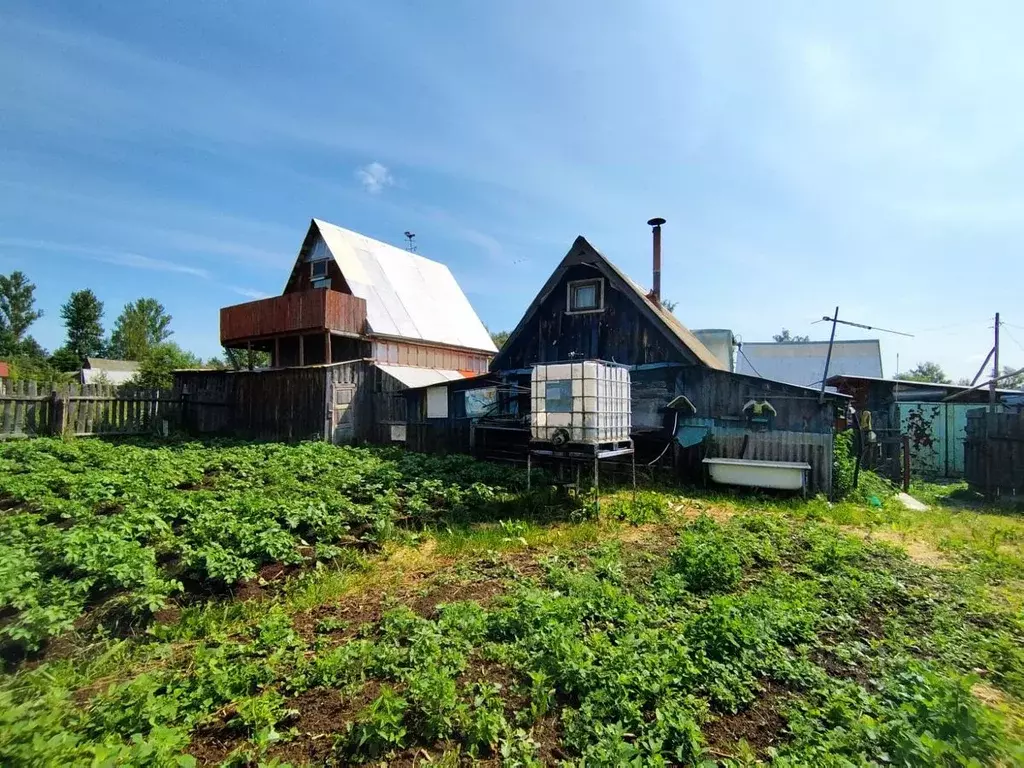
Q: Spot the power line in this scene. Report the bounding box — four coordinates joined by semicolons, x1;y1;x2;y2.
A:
913;319;991;334
1003;326;1024;357
736;344;763;378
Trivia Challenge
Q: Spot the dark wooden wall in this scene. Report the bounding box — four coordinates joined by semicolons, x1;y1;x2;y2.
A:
496;264;691;369
966;410;1024;496
369;367;409;445
632;366;836;434
175;363;368;443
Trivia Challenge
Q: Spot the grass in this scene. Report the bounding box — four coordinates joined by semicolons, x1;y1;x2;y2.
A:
1;440;1023;766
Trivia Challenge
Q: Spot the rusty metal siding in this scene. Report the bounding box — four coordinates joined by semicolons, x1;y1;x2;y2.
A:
899;401;1001;479
965;410;1024;496
220;289;367;345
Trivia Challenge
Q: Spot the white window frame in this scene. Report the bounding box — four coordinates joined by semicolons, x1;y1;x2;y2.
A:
310;259;330;279
566;278;604;314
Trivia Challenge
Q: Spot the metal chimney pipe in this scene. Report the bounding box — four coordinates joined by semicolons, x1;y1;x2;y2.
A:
647;217;666;305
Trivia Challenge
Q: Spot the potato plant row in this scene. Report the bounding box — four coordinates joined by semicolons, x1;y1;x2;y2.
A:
0;438;532;651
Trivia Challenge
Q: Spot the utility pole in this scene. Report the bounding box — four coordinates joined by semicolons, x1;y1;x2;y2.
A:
817;308;913;403
819;306;840;404
990;312;1000;411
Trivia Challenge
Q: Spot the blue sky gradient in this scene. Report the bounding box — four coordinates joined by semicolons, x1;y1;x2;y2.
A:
2;1;1022;378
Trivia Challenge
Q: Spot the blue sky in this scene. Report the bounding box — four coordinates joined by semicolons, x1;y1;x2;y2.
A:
2;1;1023;379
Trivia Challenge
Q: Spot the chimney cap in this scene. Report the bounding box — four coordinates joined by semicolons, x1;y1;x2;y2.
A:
647;217;666;227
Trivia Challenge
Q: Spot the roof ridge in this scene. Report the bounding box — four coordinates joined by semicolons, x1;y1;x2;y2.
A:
314;218;449;271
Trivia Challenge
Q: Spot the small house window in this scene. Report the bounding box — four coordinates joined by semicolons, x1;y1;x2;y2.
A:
567;278;603;312
311;260;329;279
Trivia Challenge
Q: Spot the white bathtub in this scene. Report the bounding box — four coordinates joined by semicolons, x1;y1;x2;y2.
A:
703;458;811;493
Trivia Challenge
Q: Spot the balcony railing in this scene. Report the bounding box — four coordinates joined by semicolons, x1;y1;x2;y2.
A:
220;289;367;345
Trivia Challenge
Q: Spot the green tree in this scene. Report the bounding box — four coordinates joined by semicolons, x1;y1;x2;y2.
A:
49;346;83;373
898;361;951;384
129;342;201;388
208;348;271;370
661;299;678;313
1001;365;1024;390
773;329;810;343
0;271;43;354
490;329;510;350
108;298;172;360
59;289;105;362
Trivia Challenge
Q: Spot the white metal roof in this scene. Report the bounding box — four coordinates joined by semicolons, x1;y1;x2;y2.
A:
375;364;469;388
84;357;140;372
736;340;882;387
82;367;138;386
313;220;497;354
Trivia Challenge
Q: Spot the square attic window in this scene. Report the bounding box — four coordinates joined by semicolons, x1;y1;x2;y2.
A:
310;259;330;279
567;278;603;312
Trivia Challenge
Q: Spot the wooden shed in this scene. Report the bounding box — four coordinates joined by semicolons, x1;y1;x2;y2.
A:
410;231;845;492
175;361;368;443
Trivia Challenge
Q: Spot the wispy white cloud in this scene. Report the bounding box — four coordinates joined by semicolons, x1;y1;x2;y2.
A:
0;238;208;277
355;162;394;194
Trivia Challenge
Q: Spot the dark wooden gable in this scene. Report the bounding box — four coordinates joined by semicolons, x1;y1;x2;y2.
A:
492;236;715;370
282;220;352;296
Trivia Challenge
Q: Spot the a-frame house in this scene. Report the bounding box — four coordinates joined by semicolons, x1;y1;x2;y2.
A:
492;235;723;371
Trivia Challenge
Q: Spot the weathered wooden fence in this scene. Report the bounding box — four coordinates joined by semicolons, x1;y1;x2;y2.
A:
0;379;174;439
965;409;1024;498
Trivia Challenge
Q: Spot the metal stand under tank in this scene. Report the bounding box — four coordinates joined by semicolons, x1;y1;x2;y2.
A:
526;439;636;510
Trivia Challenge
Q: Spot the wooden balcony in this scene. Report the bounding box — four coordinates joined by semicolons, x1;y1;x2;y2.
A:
220;289;367;346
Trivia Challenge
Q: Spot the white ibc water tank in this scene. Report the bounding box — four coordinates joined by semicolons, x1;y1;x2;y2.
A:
530;361;631;445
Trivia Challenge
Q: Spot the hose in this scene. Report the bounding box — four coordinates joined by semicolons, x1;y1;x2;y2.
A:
647;409;679;467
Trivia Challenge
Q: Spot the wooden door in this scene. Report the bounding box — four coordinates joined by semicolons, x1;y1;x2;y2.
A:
331;383;357;443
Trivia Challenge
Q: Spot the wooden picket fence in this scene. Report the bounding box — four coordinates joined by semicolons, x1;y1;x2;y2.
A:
0;379;176;439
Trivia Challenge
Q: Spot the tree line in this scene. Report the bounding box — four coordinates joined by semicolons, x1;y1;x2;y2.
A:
0;270;232;388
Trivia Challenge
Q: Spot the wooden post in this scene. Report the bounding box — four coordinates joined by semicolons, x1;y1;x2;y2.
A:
324;331;331;365
990;312;1000;412
819;306;839;404
50;389;67;436
901;434;911;492
274;337;280;369
181;389;191;434
298;334;305;367
247;341;254;371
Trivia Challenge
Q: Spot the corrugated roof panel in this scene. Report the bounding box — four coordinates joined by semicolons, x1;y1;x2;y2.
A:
375;364;468;388
314;220;496;354
736;340;882;387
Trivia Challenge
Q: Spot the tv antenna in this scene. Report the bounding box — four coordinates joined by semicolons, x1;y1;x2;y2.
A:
404;231;417;252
